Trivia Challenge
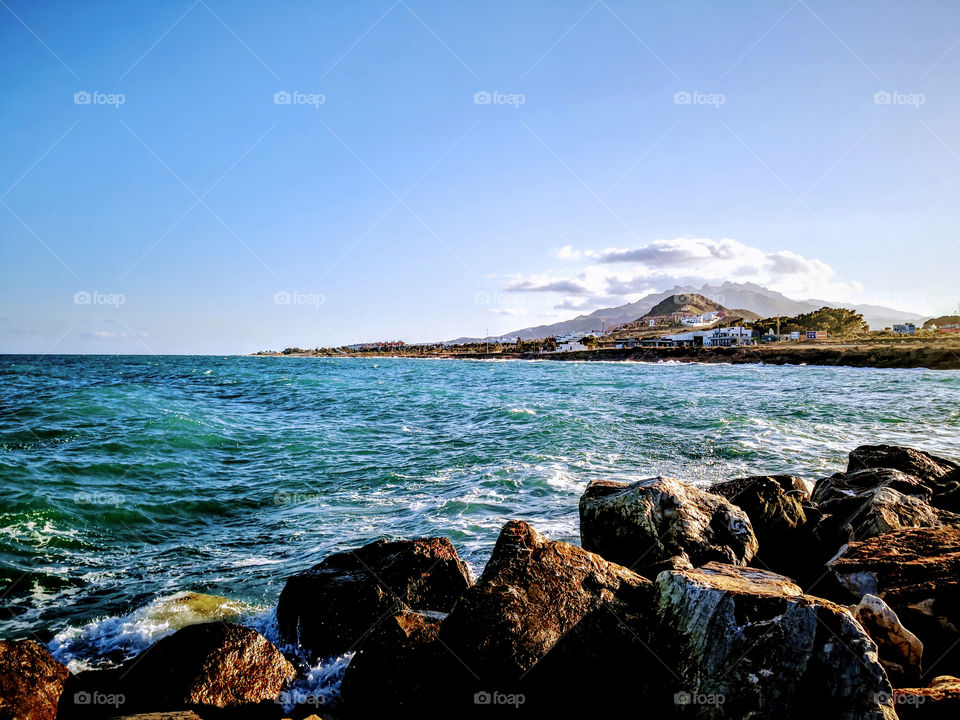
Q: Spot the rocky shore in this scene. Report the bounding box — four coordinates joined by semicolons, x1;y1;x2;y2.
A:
4;444;960;718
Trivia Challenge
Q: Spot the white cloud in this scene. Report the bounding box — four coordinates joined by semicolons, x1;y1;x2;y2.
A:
504;237;863;305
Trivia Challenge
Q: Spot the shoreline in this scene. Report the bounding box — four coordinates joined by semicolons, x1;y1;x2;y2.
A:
256;342;960;370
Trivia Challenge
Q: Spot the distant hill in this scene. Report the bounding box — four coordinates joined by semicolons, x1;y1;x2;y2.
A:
641;293;725;319
476;282;926;341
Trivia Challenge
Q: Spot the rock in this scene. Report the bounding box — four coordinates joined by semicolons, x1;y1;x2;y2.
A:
655;562;897;719
813;468;934;505
828;527;960;680
816;487;960;548
276;537;472;661
60;622;295;717
712;474;820;581
579;476;758;572
0;639;69;720
892;676;960;718
339;610;442;715
439;520;652;684
847;445;960;513
850;594;923;686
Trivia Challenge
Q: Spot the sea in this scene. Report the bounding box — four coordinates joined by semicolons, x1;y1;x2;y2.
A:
2;354;959;690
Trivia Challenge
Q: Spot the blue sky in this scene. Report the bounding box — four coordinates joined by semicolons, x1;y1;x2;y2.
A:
2;0;959;353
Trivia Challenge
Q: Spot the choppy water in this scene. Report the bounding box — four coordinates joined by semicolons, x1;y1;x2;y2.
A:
2;355;959;672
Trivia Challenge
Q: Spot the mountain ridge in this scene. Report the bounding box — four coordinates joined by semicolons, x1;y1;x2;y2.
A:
459;282;925;342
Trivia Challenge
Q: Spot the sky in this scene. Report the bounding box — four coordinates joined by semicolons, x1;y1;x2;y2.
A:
1;0;959;353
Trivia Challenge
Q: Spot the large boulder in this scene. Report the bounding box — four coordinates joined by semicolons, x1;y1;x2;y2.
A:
813;468;934;505
816;487;960;549
0;639;69;720
579;476;758;572
339;610;442;716
276;537;472;661
828;526;960;680
438;520;653;685
712;474;820;581
60;622;295;717
655;562;896;719
850;593;923;686
847;445;960;512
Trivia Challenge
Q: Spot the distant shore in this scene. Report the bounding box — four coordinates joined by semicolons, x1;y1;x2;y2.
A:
255;341;960;370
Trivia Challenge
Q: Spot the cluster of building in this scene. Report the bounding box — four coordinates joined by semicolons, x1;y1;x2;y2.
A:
596;325;759;350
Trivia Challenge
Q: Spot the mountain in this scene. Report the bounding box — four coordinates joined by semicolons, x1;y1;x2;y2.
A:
641;293;726;319
485;282;924;341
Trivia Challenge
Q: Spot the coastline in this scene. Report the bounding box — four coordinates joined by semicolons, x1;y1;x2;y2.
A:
255;342;960;370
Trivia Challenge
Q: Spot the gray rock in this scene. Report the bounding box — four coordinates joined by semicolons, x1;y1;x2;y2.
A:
579;476;758;572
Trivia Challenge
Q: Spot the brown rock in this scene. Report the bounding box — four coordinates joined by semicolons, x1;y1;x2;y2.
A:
60;622;295;717
276;537;472;661
439;520;652;683
890;676;960;718
850;593;923;686
847;445;960;513
339;610;442;715
828;526;960;680
0;639;69;720
813;468;934;505
579;476;758;572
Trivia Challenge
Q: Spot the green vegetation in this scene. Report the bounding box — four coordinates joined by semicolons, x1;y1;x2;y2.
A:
749;307;868;337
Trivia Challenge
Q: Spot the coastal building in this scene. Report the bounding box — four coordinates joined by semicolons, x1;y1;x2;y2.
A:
806;331;827;341
703;326;753;347
940;324;960;334
893;324;916;335
554;340;588;352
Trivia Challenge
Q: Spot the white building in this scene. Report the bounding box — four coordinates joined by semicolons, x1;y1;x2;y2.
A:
554;341;588;352
893;324;916;335
704;326;754;347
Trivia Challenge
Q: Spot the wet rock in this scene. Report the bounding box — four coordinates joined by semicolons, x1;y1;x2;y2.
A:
439;520;652;684
0;639;69;720
61;622;295;717
656;562;896;719
847;445;960;513
850;594;923;686
712;474;820;581
579;476;758;572
813;468;934;505
828;526;960;680
339;610;442;715
892;675;960;718
816;487;960;550
276;537;472;661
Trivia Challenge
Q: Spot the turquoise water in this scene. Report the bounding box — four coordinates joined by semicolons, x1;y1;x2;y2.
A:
2;355;959;669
